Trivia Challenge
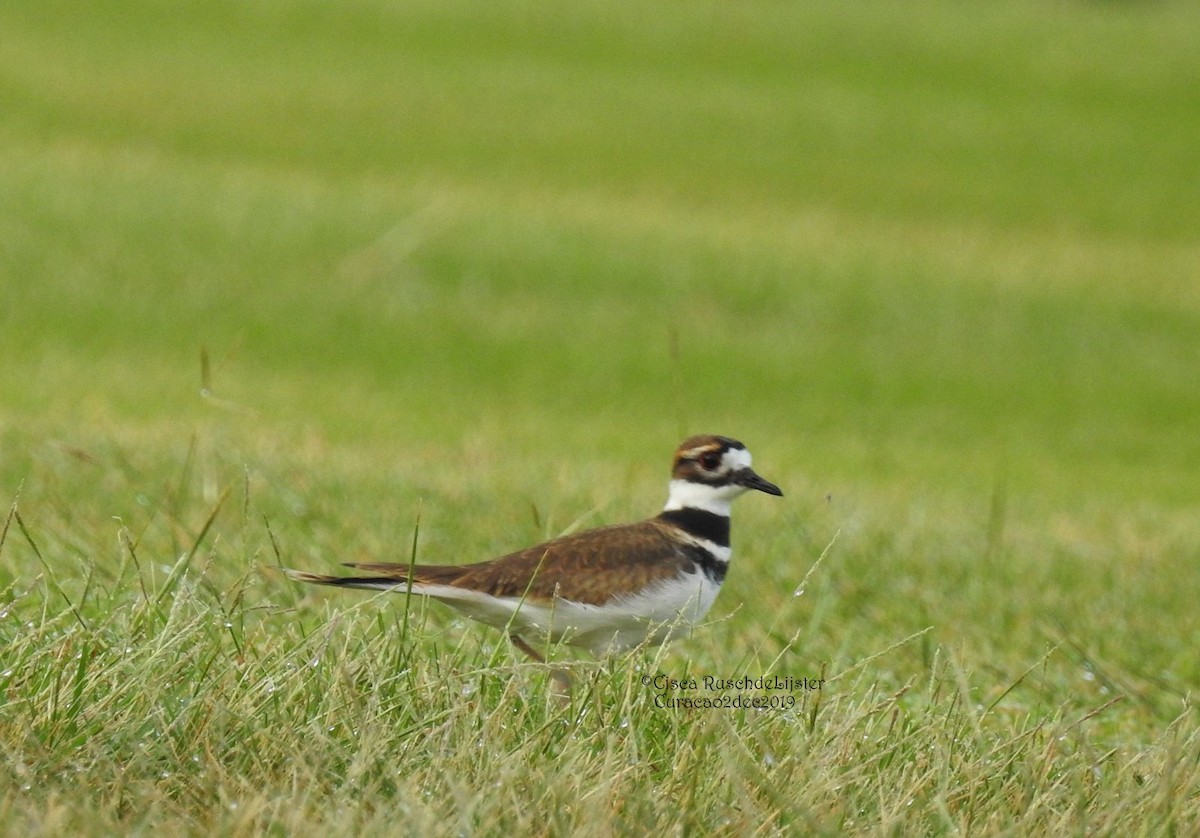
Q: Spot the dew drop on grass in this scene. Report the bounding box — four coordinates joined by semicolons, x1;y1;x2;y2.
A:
793;588;805;597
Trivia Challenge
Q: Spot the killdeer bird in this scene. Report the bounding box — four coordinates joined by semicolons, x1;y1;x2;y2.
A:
284;435;781;683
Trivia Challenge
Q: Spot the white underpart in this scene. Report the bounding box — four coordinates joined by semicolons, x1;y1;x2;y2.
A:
661;446;754;515
395;575;720;656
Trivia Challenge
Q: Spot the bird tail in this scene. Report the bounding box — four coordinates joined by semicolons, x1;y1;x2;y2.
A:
281;568;412;592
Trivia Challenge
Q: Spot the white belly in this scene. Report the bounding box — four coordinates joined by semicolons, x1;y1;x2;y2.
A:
409;573;723;656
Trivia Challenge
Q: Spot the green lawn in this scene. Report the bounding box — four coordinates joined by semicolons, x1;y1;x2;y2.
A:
2;0;1198;833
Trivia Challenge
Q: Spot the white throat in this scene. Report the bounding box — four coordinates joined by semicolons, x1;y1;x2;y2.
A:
662;479;741;516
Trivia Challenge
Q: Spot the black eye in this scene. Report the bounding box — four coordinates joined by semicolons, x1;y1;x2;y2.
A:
699;452;722;471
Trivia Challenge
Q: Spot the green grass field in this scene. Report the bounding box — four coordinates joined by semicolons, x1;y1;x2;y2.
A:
2;0;1199;833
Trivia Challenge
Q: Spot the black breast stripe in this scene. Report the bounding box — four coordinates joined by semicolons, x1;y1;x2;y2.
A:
657;508;730;548
679;542;728;584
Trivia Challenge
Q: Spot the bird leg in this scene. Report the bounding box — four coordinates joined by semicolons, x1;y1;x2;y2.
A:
510;634;573;698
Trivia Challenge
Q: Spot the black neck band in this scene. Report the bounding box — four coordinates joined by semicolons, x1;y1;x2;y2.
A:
658;508;730;548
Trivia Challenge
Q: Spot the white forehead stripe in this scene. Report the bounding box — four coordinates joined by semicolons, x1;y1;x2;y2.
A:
723;448;752;470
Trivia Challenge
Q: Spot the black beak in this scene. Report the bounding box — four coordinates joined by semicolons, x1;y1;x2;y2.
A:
736;468;783;497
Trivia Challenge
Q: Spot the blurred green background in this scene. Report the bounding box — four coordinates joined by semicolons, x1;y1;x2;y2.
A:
2;0;1198;650
4;0;1197;506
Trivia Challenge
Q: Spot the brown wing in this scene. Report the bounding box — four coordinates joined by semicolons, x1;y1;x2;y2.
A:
344;519;694;606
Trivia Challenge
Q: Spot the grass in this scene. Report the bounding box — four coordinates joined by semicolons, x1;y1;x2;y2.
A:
2;0;1199;833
